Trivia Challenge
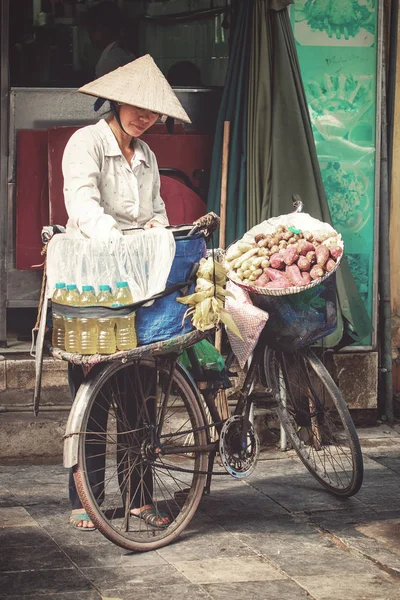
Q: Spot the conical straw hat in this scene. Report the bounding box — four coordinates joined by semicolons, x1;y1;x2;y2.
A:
78;54;191;123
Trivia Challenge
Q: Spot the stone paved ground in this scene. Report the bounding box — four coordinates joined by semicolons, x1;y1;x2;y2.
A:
1;424;400;600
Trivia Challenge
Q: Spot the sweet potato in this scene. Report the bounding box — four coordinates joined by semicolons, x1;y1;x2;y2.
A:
306;250;316;265
286;264;304;287
254;273;270;287
265;267;289;282
283;246;299;266
310;265;324;280
266;279;291;289
325;258;336;272
302;272;312;284
315;245;329;267
297;240;315;256
270;253;285;270
330;246;343;260
297;256;311;272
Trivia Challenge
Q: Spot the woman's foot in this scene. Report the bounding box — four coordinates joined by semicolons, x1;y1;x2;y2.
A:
70;509;96;531
131;504;171;528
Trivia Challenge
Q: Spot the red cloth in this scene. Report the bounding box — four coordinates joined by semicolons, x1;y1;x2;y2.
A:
160;176;206;224
16;130;49;270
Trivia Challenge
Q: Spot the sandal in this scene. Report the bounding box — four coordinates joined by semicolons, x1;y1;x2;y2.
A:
131;507;171;529
70;510;96;531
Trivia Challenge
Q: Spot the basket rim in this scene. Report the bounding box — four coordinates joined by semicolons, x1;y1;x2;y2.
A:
226;255;341;296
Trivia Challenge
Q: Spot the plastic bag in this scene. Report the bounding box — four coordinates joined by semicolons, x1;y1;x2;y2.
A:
179;339;225;372
46;228;176;304
250;275;337;351
136;232;206;345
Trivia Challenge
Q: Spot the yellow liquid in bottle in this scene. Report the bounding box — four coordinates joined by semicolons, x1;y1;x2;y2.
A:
51;283;67;349
97;286;116;355
79;286;98;355
114;283;137;351
64;285;80;353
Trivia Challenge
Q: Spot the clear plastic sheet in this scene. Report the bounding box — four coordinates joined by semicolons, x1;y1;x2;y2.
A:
46;228;176;304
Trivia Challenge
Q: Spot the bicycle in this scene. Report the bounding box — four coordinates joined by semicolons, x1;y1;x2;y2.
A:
56;322;363;552
34;211;363;552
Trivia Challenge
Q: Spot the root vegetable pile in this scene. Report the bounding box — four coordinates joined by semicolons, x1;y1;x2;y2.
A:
225;225;343;290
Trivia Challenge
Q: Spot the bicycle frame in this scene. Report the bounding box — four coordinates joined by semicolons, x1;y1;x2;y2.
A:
158;335;269;460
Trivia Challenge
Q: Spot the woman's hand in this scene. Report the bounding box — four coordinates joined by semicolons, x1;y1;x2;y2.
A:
144;219;165;229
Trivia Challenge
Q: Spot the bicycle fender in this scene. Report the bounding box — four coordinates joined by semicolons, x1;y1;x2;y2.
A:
63;375;96;468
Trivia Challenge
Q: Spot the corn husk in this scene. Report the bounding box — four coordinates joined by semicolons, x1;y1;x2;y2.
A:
177;257;242;340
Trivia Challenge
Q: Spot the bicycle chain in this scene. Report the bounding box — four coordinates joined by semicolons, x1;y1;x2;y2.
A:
147;458;229;477
158;419;224;440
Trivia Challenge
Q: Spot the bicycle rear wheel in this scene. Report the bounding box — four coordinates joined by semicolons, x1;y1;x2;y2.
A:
73;357;209;551
265;348;363;496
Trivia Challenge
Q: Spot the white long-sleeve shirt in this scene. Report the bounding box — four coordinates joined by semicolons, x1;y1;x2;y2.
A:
62;119;169;238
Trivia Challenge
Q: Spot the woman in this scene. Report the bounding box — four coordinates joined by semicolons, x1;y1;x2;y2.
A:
63;54;191;531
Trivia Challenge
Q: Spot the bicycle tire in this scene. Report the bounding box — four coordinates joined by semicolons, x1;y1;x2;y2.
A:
74;356;208;551
265;348;363;497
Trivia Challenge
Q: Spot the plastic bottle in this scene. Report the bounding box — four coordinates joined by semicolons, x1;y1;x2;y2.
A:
64;284;81;353
51;282;67;349
113;281;137;351
97;285;116;354
79;286;98;355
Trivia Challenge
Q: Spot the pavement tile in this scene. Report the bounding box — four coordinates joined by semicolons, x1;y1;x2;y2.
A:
81;564;187;593
369;456;400;475
0;489;19;508
295;573;399;600
103;583;210;600
0;507;38;528
0;568;94;597
0;542;70;572
173;556;286;584
1;595;101;600
63;543;167;568
157;528;255;562
0;526;54;548
249;475;363;513
203;580;310;600
199;486;287;523
357;426;400;439
261;541;377;577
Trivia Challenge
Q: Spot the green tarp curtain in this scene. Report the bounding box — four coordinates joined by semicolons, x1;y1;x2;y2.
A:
207;0;252;245
207;0;373;346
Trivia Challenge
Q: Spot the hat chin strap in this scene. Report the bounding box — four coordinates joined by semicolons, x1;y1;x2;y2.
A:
110;101;131;137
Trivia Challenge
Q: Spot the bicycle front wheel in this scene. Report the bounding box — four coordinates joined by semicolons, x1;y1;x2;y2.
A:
73;357;209;551
265;348;363;496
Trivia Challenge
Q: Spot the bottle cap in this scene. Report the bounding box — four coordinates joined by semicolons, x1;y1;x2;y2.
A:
99;285;111;291
66;284;77;290
82;285;92;291
117;281;129;288
55;282;66;289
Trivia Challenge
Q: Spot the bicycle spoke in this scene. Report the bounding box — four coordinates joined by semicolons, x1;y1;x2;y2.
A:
76;358;209;550
266;349;362;496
